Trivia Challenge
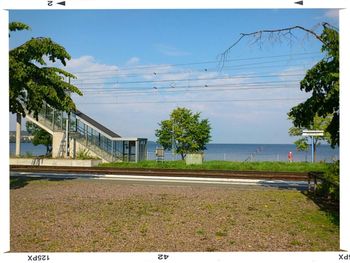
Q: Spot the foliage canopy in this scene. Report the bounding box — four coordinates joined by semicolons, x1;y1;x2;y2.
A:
288;24;339;147
288;114;332;161
155;107;211;160
9;22;82;118
222;22;339;148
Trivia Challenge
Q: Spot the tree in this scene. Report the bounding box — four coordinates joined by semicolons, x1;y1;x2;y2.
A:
26;122;52;155
221;23;339;147
288;115;332;162
9;22;83;118
288;25;339;147
155;107;211;160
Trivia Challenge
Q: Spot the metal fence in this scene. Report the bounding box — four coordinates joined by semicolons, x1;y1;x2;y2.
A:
146;151;339;162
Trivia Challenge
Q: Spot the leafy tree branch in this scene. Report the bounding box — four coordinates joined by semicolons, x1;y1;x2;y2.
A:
155;107;211;160
9;22;83;119
221;22;339;147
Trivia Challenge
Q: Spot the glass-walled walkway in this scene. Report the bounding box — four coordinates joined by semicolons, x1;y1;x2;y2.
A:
71;111;147;162
30;103;147;162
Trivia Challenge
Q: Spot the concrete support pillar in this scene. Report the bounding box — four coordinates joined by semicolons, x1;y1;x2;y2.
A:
135;140;139;163
15;113;21;157
65;114;69;158
69;138;76;159
143;140;148;161
52;131;65;158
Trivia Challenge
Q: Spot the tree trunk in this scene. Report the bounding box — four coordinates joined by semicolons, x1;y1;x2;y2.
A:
181;153;186;160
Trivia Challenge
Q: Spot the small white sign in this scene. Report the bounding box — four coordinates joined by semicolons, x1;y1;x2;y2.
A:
302;130;324;136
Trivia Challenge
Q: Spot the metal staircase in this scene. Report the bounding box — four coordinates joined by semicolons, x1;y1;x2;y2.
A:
25;103;147;162
27;105;121;161
70;132;123;162
26;110;69;158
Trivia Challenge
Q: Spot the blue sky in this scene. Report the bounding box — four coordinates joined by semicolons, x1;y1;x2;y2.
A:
9;9;339;143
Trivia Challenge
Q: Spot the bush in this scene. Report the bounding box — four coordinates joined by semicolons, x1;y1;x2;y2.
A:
317;160;339;201
76;149;96;160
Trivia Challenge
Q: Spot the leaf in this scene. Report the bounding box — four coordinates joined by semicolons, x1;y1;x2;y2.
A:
9;22;30;32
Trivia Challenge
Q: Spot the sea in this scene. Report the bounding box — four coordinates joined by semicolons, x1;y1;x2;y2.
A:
10;142;339;163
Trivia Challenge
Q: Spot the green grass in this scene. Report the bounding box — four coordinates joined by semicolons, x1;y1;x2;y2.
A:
215;230;228;237
99;160;329;173
10;179;339;251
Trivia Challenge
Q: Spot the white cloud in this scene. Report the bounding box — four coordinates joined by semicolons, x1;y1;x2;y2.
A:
65;56;119;79
155;43;191;57
277;66;307;82
324;9;339;19
126;57;140;66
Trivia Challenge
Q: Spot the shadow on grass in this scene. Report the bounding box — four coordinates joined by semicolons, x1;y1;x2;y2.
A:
257;182;308;191
10;176;39;189
255;181;339;226
301;191;339;226
10;176;76;190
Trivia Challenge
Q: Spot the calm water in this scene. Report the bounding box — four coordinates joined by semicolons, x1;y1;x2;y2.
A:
10;143;47;157
10;142;339;162
147;142;339;162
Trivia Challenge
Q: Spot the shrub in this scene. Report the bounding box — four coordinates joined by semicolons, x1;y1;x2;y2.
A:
76;149;96;160
317;160;339;201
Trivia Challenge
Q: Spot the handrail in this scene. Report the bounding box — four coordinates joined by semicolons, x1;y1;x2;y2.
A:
72;132;123;162
25;103;143;162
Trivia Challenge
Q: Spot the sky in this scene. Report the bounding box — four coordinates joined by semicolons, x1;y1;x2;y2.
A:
8;9;339;144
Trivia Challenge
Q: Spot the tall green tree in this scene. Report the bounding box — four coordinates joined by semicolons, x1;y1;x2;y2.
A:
9;22;83;118
26;122;52;155
288;24;339;147
155;107;211;160
221;23;339;147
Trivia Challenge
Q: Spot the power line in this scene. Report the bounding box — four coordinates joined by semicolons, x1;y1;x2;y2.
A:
70;51;320;74
81;83;299;97
77;97;306;105
79;86;295;98
75;78;303;91
70;61;314;83
70;56;318;81
77;80;302;94
72;73;304;87
69;58;317;83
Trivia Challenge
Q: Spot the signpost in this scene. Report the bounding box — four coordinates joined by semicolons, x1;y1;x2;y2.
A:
302;130;324;163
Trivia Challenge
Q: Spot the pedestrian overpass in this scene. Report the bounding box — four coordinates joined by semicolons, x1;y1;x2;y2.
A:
16;103;147;163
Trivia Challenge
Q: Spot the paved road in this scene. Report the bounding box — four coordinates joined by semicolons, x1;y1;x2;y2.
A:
10;171;309;190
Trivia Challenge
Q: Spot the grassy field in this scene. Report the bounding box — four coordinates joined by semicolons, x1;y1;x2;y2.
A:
99;160;329;173
10;177;339;252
